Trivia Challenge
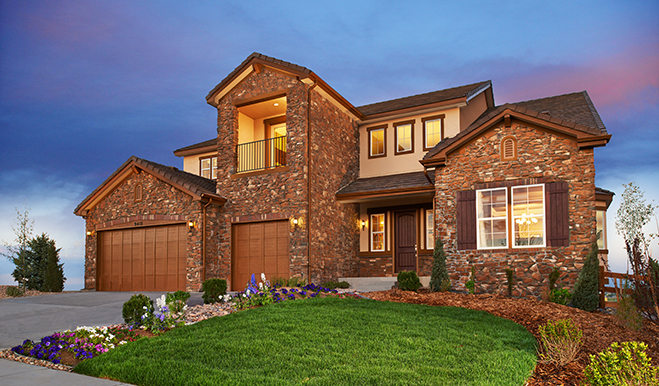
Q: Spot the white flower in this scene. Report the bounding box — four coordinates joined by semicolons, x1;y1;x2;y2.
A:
259;282;263;290
156;294;167;310
261;273;266;282
246;289;251;296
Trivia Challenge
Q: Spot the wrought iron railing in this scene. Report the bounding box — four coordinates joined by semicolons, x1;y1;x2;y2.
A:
236;136;287;173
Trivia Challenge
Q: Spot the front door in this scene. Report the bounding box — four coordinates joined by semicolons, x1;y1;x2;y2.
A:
395;210;417;272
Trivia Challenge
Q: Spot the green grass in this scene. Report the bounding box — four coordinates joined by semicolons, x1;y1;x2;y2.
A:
74;297;537;385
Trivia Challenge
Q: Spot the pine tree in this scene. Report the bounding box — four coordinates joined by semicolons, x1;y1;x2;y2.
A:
24;234;52;290
571;241;600;311
41;235;65;292
429;238;450;292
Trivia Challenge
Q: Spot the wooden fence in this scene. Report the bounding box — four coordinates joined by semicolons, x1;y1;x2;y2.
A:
598;266;642;309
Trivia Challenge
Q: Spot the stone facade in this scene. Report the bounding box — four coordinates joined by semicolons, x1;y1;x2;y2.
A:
83;170;220;291
434;121;597;297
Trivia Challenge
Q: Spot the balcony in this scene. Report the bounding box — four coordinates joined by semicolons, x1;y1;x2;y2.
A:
236;136;287;173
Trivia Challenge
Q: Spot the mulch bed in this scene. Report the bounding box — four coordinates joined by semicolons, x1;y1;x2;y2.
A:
364;289;659;386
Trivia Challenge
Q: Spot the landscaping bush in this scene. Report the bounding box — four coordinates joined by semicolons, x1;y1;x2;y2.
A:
271;276;306;288
429;238;450;292
614;291;643;331
166;290;191;313
505;268;516;296
320;280;350;289
6;286;23;297
122;294;153;325
549;267;561;291
202;278;227;304
550;288;572;305
440;278;451;292
397;270;421;292
583;341;658;385
465;265;476;294
537;319;583;367
571;241;600;311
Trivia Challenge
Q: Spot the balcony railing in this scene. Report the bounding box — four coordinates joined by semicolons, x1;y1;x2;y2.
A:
236;136;287;173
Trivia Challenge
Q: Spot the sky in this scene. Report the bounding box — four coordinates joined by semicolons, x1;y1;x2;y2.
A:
1;1;658;290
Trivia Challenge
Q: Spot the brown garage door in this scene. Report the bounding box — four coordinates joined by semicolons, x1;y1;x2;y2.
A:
232;221;289;291
97;224;187;291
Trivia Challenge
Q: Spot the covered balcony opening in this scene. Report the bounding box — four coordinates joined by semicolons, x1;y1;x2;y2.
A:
236;96;287;173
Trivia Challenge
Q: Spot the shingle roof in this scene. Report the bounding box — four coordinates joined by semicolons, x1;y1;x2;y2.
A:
336;171;434;199
74;156;222;215
356;81;491;117
173;138;216;156
423;91;608;161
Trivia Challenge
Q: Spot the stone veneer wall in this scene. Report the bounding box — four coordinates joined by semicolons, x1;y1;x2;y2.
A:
83;171;218;291
214;68;311;288
434;122;597;298
308;90;360;283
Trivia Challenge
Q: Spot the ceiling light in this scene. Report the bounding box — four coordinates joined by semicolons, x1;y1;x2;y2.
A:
274;102;279;106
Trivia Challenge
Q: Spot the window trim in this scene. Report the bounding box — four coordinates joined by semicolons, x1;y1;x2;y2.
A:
370;213;386;252
422;114;445;151
476;187;509;250
511;184;546;248
367;125;387;159
200;156;218;180
394;119;415;155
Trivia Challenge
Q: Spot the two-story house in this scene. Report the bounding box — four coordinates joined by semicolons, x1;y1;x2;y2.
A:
75;53;613;296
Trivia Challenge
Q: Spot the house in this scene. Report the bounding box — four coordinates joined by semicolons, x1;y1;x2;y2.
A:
74;53;613;296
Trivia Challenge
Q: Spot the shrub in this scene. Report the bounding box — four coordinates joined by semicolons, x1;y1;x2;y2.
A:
202;278;227;304
429;238;450;292
549;267;561;291
397;271;421;292
571;241;600;311
122;294;153;325
505;268;516;297
42;235;65;292
550;288;572;305
6;286;23;297
465;265;476;294
614;291;643;331
537;319;583;367
166;291;190;313
440;278;451;292
320;280;350;289
583;341;658;385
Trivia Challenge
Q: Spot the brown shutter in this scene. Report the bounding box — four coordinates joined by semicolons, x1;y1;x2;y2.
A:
546;182;569;247
456;190;477;250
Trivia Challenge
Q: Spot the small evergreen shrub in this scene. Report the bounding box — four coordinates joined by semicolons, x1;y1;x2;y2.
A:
583;341;658;385
429;238;450;292
550;288;572;305
202;278;227;304
549;267;561;291
505;268;516;297
397;271;421;292
122;294;154;325
321;280;350;289
614;292;643;331
6;286;23;297
537;319;583;367
440;278;452;292
166;291;190;313
571;241;600;311
465;265;476;294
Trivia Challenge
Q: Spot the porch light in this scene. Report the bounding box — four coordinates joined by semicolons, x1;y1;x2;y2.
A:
292;218;298;226
188;220;196;229
86;230;93;236
361;220;366;230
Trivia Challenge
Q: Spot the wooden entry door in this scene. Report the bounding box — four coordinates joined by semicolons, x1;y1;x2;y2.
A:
395;210;417;272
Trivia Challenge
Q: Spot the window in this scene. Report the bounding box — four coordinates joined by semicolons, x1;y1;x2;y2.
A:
422;114;444;150
596;210;606;249
394;120;414;155
368;125;387;158
134;184;143;202
426;209;434;249
200;156;217;179
501;136;517;161
370;213;385;251
475;184;545;249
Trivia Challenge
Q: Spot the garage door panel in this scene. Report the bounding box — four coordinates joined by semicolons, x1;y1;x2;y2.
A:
232;221;289;291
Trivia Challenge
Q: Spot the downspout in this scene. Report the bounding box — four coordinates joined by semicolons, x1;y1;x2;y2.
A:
307;79;318;283
202;199;212;282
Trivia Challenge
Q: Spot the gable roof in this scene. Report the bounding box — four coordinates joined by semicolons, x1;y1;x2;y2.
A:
74;156;225;216
422;91;611;166
357;81;492;118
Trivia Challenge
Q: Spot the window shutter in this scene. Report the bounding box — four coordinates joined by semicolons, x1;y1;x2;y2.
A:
456;190;477;250
546;182;569;247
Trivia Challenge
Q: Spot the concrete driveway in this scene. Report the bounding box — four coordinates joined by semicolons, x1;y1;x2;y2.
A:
0;291;203;349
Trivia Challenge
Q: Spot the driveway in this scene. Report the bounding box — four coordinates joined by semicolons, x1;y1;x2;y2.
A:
0;291;203;349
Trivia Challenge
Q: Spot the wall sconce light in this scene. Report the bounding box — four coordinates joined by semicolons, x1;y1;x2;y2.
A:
290;216;305;229
361;220;366;231
86;230;93;237
188;220;196;229
292;218;298;226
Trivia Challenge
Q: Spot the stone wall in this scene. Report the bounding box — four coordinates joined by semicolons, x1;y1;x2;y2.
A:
83;170;219;291
434;121;597;298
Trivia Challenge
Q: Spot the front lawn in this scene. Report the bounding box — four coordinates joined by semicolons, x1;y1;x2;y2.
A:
74;296;536;386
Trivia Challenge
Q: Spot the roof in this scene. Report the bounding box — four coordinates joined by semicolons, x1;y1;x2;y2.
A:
336;171;434;202
74;156;224;216
173;138;216;157
423;91;610;163
357;81;492;117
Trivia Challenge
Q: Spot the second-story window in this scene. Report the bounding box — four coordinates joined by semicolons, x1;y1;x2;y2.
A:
395;120;414;155
200;156;217;179
422;114;445;150
368;125;387;158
